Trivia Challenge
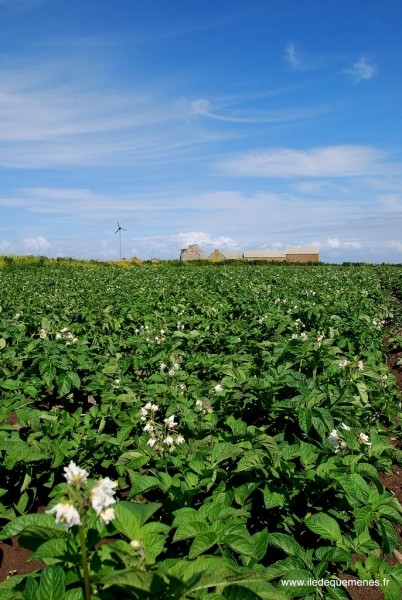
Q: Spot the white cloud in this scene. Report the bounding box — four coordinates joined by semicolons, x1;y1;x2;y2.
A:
284;42;300;68
173;231;238;249
0;240;11;250
187;96;324;124
221;145;394;178
21;236;51;250
326;237;362;249
388;241;402;252
343;57;376;83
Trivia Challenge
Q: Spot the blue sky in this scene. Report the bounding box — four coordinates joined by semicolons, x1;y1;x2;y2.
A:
1;0;402;262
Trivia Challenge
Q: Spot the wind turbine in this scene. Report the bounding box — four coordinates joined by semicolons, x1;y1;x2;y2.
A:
115;222;127;260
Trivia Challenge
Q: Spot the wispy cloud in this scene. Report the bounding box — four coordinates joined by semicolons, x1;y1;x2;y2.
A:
326;237;361;249
0;62;213;169
188;97;322;124
21;236;51;250
343;57;376;83
220;145;395;178
388;241;402;252
284;42;301;68
172;231;238;249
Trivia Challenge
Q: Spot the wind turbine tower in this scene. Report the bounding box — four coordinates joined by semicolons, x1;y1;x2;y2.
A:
114;222;127;260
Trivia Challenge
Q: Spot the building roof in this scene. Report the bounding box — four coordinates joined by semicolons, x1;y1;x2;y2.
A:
180;244;206;259
222;252;241;259
208;249;226;261
285;248;319;255
243;250;286;258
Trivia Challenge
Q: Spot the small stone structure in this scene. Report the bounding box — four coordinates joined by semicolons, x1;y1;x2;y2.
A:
180;244;206;261
208;249;226;262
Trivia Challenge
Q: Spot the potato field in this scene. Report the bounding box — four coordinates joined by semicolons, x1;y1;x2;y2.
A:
0;260;401;599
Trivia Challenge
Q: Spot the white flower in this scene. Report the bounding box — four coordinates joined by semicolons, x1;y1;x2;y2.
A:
150;403;159;412
99;507;115;524
130;539;143;549
39;329;47;339
63;461;89;489
91;477;118;515
46;502;81;528
291;333;299;340
147;437;157;447
338;359;349;368
316;333;324;345
175;434;185;445
341;423;351;431
163;436;174;446
357;432;371;446
328;429;347;454
160;362;166;371
195;399;203;408
173;362;180;371
168;368;175;376
328;430;340;448
112;378;120;389
164;415;178;428
214;384;223;392
300;332;308;342
143;422;154;433
357;360;364;371
338;440;347;452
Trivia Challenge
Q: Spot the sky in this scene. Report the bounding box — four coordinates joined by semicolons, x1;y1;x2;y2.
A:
1;0;402;262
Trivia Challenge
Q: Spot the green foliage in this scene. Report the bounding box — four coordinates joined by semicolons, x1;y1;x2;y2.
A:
0;263;401;597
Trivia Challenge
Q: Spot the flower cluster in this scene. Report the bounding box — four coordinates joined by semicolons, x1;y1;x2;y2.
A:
357;432;371;446
46;461;117;529
141;403;185;451
39;328;47;339
372;318;385;329
291;331;308;342
56;327;78;345
134;324;168;344
195;398;213;415
328;424;371;454
328;428;348;454
160;358;181;377
338;358;364;371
